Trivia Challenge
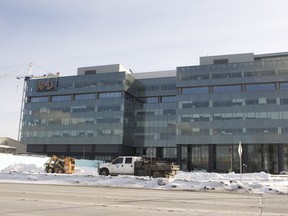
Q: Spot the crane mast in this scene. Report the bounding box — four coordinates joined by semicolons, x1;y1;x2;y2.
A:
17;64;60;141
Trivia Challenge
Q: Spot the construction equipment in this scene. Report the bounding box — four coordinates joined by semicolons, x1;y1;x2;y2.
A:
45;155;75;174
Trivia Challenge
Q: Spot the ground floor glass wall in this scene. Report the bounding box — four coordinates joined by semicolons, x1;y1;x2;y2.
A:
181;145;209;171
179;144;288;173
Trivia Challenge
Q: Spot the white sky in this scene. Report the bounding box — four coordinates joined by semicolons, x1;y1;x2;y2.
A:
1;0;288;139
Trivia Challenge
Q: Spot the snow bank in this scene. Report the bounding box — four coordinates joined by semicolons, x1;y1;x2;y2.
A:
0;154;288;194
0;153;48;171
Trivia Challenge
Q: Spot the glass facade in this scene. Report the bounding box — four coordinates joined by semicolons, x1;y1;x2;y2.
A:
20;53;288;173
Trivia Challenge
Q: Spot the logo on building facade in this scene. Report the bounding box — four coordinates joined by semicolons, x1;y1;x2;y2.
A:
36;79;58;92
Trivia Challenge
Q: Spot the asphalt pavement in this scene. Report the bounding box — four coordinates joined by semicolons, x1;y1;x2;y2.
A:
0;183;287;215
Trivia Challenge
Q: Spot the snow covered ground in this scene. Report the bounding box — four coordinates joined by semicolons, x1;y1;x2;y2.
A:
0;154;288;194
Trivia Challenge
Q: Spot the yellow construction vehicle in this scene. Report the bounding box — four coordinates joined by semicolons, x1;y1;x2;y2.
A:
45;155;75;174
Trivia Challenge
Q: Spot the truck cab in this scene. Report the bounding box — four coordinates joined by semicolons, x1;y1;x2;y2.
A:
98;156;142;176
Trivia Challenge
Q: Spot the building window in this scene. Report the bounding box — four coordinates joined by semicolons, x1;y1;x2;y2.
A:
246;83;275;91
245;99;259;105
246;128;278;135
182;87;209;94
182;101;209;108
212;113;243;121
244;70;276;77
138;97;159;103
212;72;241;79
163;148;177;158
180;73;210;81
278;69;288;75
71;106;94;113
163;109;176;115
145;85;159;91
179;128;209;136
75;93;95;100
52;95;72;102
30;97;49;103
161;96;176;103
160;132;176;140
97;105;121;112
99;92;122;99
213;128;243;135
181;114;210;122
213;100;232;107
214;59;228;64
213;85;241;93
280;82;288;90
267;98;277;104
97;117;121;123
85;70;96;75
280;98;288;105
161;83;176;90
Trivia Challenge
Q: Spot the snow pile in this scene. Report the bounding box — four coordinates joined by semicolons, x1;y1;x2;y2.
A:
2;163;43;173
0;154;288;194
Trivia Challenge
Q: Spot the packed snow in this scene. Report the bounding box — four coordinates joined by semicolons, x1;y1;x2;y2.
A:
0;154;288;194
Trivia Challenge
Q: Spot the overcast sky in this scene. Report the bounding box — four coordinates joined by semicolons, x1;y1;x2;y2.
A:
1;0;288;140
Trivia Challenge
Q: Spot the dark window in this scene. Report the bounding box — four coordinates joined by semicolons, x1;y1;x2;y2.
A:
85;70;96;75
267;99;277;104
280;98;288;105
246;99;258;105
214;59;228;64
213;101;233;107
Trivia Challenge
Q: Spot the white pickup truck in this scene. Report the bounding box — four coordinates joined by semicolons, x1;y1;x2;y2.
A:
98;156;179;178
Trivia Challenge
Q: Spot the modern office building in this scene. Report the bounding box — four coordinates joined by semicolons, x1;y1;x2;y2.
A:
20;52;288;173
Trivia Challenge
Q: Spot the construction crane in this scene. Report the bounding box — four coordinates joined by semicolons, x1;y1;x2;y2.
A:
1;63;60;141
0;63;60;81
15;63;60;141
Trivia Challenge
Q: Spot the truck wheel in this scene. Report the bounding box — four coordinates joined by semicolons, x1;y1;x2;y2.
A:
99;168;109;176
152;171;163;178
46;168;54;173
57;169;63;174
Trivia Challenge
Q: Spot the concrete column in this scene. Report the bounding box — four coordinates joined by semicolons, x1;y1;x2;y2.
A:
278;144;284;173
209;144;216;172
176;145;182;167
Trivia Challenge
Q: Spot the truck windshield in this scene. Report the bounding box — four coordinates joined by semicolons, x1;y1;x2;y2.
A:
112;158;123;164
